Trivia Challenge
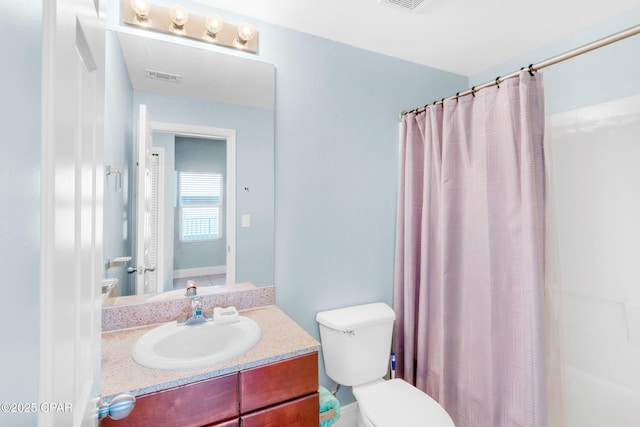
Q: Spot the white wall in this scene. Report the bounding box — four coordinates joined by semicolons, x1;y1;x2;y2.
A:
550;94;640;426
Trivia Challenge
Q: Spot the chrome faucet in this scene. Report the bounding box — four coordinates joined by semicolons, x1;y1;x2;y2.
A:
178;281;211;325
190;295;204;318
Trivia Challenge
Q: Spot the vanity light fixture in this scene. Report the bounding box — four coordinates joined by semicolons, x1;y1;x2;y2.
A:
121;0;259;54
237;22;257;45
204;13;224;39
130;0;152;21
169;5;189;32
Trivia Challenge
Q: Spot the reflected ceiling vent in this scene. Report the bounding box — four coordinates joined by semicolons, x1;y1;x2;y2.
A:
377;0;432;12
144;69;182;83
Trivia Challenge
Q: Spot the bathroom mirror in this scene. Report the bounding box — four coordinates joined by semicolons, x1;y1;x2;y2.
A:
103;28;275;306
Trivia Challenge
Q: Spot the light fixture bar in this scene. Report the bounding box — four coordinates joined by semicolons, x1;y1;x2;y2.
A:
122;0;259;54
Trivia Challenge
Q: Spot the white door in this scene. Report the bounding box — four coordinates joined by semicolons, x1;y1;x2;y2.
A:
40;0;105;424
134;104;157;295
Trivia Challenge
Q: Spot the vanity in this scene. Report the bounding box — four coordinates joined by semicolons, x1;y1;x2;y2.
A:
101;304;321;426
100;3;306;423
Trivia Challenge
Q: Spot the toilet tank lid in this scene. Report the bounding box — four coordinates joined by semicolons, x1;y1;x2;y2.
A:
316;302;395;330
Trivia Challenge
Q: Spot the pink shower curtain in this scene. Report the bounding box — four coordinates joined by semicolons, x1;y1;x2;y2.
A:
393;71;548;427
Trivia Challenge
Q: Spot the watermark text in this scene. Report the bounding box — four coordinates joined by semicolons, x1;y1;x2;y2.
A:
1;402;73;413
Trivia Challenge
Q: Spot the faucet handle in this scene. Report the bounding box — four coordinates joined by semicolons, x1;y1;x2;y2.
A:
185;280;198;297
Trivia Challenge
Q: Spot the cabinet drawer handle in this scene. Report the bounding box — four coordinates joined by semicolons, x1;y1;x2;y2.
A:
98;393;136;420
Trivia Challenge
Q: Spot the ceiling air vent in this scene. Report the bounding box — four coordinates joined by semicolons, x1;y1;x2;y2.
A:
144;69;182;83
377;0;432;12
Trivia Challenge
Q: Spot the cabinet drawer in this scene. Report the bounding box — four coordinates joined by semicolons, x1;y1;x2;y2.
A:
101;373;238;427
239;352;318;413
241;393;319;427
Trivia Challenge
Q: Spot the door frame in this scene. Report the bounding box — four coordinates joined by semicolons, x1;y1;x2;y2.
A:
150;146;165;293
150;121;237;286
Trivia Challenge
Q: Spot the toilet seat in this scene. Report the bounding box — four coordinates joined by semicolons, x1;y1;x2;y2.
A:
353;379;455;427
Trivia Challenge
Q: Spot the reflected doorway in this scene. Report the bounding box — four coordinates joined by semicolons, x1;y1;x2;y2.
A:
149;121;237;294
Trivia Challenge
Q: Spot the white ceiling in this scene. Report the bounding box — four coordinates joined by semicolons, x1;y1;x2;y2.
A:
117;32;275;109
191;0;639;76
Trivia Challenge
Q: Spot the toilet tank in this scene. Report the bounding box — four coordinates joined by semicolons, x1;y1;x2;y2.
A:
316;302;395;387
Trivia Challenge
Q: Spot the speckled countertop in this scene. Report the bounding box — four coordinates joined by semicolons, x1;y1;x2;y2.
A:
102;305;320;400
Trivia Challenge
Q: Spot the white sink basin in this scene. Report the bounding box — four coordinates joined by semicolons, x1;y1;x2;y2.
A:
132;317;261;370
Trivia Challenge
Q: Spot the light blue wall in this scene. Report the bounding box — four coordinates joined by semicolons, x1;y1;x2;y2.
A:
243;14;461;404
253;13;468;405
104;30;135;294
470;7;640;114
0;2;41;426
174;136;227;271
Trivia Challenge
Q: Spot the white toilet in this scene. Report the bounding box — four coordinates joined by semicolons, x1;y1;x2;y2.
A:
316;302;455;427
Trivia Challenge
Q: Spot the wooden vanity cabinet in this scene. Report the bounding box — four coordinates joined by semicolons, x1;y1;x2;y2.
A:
240;352;318;412
101;373;238;427
240;352;319;426
241;394;319;427
101;352;319;427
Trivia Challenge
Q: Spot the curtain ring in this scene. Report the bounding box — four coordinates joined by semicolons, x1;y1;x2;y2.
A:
471;86;476;97
455;92;460;103
495;76;500;88
528;64;535;76
441;98;445;107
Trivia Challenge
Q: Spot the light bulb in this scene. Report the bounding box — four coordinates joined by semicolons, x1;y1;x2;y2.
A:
169;5;189;28
205;14;224;36
237;22;257;44
130;0;151;20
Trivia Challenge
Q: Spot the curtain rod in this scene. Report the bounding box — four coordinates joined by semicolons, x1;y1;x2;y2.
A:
400;24;640;119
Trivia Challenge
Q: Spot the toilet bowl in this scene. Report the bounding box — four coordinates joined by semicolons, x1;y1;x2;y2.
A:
353;379;454;427
316;303;455;427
